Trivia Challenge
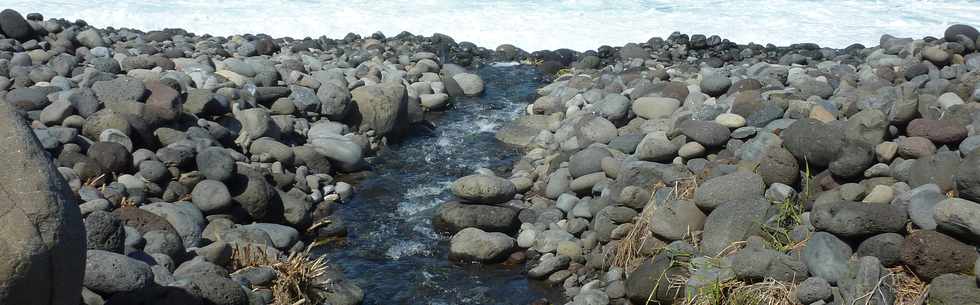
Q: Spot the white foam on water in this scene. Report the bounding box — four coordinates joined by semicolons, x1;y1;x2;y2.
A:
385;240;432;260
10;1;980;51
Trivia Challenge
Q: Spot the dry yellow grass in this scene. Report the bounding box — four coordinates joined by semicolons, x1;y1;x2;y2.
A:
890;266;928;305
231;244;335;305
613;177;700;272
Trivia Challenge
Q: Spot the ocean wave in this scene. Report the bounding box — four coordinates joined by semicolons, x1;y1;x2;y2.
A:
9;0;980;51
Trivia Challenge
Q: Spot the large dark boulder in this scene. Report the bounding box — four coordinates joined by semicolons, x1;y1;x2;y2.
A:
0;102;86;305
0;9;33;42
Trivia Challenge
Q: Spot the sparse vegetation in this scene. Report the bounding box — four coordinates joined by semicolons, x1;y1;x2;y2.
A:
230;244;335;305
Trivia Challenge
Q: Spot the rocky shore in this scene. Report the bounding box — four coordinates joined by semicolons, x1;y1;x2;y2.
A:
0;7;492;305
438;23;980;305
3;6;980;305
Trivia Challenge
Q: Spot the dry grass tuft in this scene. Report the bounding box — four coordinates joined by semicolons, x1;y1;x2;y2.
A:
890;266;928;305
613;177;700;273
83;173;107;187
724;278;798;305
119;196;138;208
231;244;335;305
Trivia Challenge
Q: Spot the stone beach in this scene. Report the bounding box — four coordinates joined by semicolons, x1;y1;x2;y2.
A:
2;6;980;305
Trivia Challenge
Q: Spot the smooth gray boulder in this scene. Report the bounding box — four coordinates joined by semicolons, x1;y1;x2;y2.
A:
449;228;515;263
0;102;86;305
450;174;517;204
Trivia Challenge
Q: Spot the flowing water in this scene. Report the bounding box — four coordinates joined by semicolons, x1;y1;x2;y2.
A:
317;64;552;305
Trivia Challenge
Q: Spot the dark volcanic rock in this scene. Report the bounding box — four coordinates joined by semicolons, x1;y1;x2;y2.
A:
0;9;33;42
901;230;977;280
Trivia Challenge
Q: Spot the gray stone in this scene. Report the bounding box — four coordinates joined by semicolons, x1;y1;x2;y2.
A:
433;201;519;234
731;237;808;282
448;227;515;263
634;132;677;162
351;83;407;137
933;198;980;244
838;256;894;305
77;28;105;48
928;274;980;305
648;199;705;241
679;120;731;147
569;147;612;178
308;132;364;172
451;174;517;204
229;173;277;221
700;198;771;256
533;229;576;253
528;253;570;279
694;171;764;211
191;180;233;214
0;9;33;41
452;73;485;96
625;255;688;304
183;273;248;305
140;202;205;249
632;97;679;119
896;183;944;230
795;277;832;304
85;211;126;253
196;147;235;182
955;150;980;202
84;250;153;294
810;201;906;238
781;118;843;167
802;232;852;284
0;101;86;305
855;233;904;267
700;74;731;97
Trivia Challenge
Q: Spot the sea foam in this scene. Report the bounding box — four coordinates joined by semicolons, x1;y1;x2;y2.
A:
9;0;980;51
